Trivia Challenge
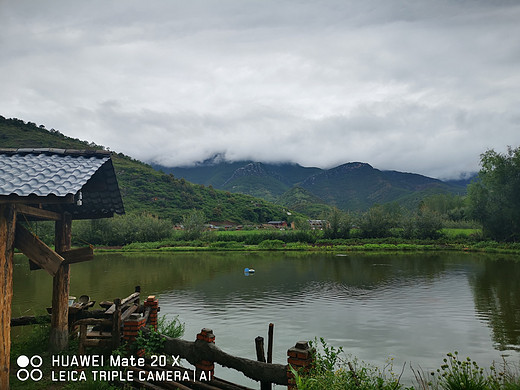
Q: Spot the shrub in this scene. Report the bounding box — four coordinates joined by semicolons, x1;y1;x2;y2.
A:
158;315;185;339
291;338;404;390
258;239;285;249
209;241;244;249
73;213;172;246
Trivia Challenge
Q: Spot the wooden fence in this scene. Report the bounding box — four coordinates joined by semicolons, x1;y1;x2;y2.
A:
11;286;314;389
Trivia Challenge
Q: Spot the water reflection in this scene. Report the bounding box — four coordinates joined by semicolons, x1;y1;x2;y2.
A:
11;251;520;385
469;255;520;351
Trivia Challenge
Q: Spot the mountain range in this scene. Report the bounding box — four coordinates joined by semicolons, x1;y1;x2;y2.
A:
153;157;474;217
1;115;475;221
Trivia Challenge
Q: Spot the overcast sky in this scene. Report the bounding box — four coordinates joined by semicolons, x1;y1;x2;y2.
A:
1;1;519;179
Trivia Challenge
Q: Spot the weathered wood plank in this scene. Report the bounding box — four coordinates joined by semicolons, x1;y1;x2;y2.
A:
73;318;112;327
15;223;64;276
0;194;74;204
62;246;94;264
0;204;16;390
121;304;139;322
49;213;71;352
112;298;121;349
15;204;62;221
105;292;140;315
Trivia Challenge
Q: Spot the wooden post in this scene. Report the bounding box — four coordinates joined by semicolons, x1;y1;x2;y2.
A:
267;323;274;364
256;336;271;390
49;212;72;352
112;298;122;349
0;204;16;390
255;336;266;363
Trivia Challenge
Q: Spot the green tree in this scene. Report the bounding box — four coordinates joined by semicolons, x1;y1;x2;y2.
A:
323;207;352;239
358;205;392;238
414;208;444;239
181;209;206;240
468;146;520;241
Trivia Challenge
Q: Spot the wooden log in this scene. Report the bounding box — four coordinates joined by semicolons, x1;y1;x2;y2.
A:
0;204;16;390
11;315;51;327
160;333;288;385
14;223;64;276
49;213;71;352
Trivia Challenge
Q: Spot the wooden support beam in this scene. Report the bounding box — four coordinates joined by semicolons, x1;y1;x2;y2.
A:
15;204;62;221
29;245;92;269
0;204;16;390
49;213;72;352
14;223;64;276
62;246;94;265
0;194;74;204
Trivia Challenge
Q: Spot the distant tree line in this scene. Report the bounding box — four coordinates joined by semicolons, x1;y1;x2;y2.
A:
27;146;520;246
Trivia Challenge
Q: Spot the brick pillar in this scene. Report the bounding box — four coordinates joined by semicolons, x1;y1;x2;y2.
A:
195;328;215;381
144;295;159;331
287;341;314;390
123;313;146;356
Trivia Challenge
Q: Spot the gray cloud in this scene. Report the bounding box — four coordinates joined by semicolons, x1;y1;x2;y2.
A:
1;0;519;179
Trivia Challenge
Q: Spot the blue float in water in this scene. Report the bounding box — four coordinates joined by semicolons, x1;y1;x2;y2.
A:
244;267;256;276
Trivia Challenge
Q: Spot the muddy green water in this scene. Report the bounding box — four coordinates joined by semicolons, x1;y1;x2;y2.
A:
11;251;520;387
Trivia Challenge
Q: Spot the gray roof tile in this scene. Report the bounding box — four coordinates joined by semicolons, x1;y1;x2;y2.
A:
0;149;124;219
0;153;108;196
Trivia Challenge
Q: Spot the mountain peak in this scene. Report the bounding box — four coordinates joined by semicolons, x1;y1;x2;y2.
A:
224;162;268;185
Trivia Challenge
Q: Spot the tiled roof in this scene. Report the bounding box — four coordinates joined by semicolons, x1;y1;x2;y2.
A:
0;148;124;219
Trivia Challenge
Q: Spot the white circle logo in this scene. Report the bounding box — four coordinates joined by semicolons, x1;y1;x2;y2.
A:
16;355;43;382
17;355;29;368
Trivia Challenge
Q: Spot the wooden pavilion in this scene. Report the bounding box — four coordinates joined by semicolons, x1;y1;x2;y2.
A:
0;148;124;388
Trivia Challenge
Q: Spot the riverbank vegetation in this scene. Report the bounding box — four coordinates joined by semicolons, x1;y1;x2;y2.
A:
291;339;520;390
11;326;520;389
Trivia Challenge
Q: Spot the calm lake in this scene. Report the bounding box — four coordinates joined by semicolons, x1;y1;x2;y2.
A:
11;251;520;387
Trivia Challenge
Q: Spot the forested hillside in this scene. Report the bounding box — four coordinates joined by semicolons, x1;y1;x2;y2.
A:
0;116;294;223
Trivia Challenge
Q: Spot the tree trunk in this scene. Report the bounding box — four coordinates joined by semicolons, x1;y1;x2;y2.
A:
0;204;16;390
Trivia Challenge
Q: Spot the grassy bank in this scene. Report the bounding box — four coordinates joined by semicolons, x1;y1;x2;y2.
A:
106;228;520;255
